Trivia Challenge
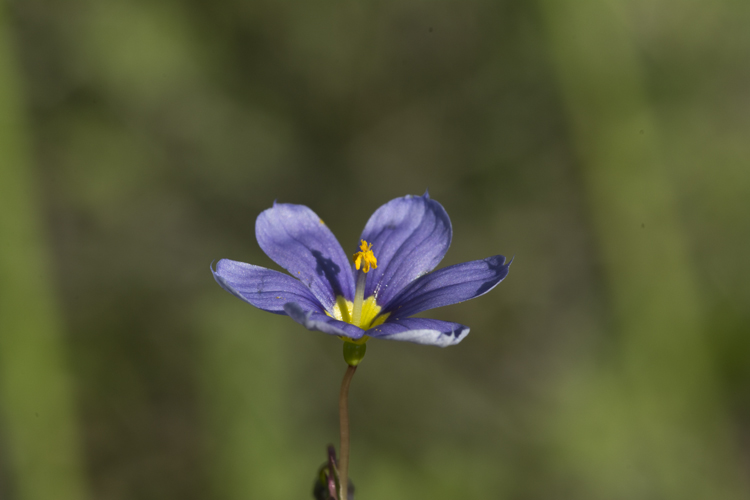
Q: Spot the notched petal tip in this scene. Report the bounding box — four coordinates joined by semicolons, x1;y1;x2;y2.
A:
380;253;510;317
358;193;453;305
211;260;250;304
210;258;227;280
212;259;326;315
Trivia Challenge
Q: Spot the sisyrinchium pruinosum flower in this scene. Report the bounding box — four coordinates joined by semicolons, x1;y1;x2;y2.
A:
212;193;511;360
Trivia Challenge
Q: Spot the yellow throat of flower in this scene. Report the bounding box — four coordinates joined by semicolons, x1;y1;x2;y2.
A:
327;240;389;339
330;295;388;332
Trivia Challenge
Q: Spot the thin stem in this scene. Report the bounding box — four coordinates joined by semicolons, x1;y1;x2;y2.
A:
338;364;357;500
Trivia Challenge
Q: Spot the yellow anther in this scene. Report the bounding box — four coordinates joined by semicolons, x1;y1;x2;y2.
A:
353;240;377;273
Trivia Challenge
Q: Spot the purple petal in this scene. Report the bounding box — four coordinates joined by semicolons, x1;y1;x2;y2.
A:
212;259;324;314
367;318;469;347
256;203;355;311
359;193;452;307
384;255;510;318
284;303;366;340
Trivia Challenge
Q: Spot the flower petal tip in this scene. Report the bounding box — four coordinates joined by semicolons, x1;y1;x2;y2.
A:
210;261;245;303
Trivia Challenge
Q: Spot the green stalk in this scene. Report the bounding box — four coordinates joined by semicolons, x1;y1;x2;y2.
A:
338;365;357;500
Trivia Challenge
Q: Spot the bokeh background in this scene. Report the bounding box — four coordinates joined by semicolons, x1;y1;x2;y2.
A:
1;0;750;499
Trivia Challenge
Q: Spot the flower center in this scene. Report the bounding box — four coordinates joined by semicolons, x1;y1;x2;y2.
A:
329;296;388;332
326;240;389;336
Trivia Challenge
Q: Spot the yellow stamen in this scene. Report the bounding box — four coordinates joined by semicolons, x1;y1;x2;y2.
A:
353;240;377;273
325;239;389;346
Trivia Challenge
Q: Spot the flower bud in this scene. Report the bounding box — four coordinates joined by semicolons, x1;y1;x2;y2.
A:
343;342;366;366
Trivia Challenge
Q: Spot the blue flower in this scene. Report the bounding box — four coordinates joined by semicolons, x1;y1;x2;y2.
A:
212;193;510;347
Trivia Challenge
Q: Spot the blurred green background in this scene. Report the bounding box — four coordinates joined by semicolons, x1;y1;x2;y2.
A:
1;0;749;499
